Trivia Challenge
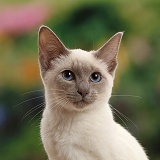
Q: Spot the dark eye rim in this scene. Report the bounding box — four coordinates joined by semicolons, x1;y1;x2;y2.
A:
90;72;101;82
61;70;75;81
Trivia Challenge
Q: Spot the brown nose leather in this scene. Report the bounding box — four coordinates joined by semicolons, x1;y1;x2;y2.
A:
77;81;90;97
77;89;89;97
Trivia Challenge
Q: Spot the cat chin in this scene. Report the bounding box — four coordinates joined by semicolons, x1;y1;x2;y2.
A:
61;100;95;112
73;101;93;110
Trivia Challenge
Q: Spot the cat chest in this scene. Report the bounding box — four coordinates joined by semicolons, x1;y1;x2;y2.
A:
49;119;92;146
42;116;113;159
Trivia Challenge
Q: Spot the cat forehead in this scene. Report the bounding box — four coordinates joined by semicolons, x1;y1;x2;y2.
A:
52;49;108;74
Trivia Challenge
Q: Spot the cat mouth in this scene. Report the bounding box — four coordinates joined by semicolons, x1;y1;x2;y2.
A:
67;94;96;109
73;98;93;109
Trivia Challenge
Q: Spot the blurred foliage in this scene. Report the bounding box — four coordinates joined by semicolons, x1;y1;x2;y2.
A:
48;3;129;49
0;0;160;160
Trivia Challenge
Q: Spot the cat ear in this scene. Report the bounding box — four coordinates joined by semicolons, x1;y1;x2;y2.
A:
38;25;68;75
95;32;123;76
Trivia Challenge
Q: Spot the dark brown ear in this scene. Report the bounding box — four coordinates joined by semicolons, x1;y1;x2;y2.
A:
95;32;123;76
38;25;68;75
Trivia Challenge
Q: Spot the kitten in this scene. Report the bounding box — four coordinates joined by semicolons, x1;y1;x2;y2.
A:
38;26;149;160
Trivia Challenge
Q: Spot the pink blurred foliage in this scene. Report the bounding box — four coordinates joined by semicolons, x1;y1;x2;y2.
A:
0;3;50;36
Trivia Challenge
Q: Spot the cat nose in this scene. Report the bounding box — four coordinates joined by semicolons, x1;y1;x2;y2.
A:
77;81;90;97
77;88;89;97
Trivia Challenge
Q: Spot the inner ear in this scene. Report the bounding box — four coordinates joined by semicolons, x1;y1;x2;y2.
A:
95;32;123;76
38;26;69;75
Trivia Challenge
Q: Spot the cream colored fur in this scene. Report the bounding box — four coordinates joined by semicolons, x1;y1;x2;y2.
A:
40;49;149;160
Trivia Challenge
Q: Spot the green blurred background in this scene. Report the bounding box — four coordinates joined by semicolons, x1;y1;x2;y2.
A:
0;0;160;159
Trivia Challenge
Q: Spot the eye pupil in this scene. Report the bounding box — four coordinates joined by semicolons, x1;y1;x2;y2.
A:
90;72;101;82
62;70;74;81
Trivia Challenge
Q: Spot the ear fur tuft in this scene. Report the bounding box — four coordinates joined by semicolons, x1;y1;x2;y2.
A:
38;26;68;76
95;32;123;76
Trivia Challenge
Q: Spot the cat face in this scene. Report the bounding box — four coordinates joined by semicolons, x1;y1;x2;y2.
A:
38;26;123;111
44;49;111;110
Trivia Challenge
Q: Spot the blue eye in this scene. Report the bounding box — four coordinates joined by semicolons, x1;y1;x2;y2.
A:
90;72;101;82
62;70;74;81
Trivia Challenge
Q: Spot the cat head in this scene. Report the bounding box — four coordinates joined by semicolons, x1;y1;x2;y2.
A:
38;26;123;111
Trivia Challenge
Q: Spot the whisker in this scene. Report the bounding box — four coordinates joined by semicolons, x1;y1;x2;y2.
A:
21;89;44;96
111;94;142;99
110;104;138;131
97;90;105;94
28;109;43;123
13;95;44;108
21;102;45;122
48;98;67;117
51;98;67;109
23;92;67;124
47;89;68;92
49;97;67;105
56;99;69;117
112;110;129;131
31;117;41;126
21;88;68;96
